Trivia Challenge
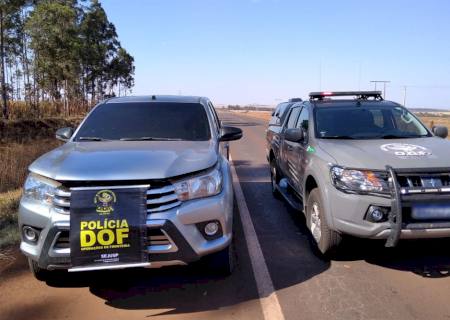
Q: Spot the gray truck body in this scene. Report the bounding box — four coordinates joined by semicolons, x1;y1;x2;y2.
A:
19;95;241;276
267;92;450;251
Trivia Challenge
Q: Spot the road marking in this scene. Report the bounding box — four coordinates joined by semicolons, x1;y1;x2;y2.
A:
230;154;285;320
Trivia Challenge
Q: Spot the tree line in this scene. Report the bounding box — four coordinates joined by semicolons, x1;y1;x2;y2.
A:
0;0;135;119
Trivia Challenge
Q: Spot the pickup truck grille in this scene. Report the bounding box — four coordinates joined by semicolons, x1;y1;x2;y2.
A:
396;172;450;194
52;183;181;215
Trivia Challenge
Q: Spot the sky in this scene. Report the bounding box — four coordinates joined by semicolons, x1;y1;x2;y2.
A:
101;0;450;108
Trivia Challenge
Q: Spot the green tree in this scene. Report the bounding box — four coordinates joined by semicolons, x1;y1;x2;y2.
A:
26;0;81;105
0;0;25;119
108;47;135;96
80;0;118;103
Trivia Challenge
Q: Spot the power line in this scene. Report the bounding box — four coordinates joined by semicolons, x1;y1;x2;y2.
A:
370;80;390;99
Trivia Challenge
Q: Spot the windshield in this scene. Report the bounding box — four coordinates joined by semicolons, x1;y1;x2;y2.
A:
74;102;211;141
314;105;431;139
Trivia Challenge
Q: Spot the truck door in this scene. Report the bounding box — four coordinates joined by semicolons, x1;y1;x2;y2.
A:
288;106;310;194
279;106;301;186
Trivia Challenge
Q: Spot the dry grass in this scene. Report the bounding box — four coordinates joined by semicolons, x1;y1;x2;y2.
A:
8;100;89;120
230;110;272;122
420;116;450;129
0;139;61;193
0;189;22;249
0;117;83;143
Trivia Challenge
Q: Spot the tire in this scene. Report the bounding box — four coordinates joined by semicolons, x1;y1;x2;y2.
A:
28;258;51;281
206;243;235;276
306;188;342;256
270;158;282;199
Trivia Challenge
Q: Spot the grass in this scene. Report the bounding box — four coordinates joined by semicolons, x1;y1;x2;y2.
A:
0;189;22;249
0;116;82;250
0;139;61;193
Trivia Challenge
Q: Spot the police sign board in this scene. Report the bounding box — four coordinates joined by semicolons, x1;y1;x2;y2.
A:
69;185;149;271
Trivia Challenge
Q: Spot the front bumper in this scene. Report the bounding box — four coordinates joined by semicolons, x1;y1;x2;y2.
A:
326;167;450;243
19;166;234;271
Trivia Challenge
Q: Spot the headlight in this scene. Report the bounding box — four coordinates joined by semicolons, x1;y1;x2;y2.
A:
23;173;61;205
330;166;389;193
174;167;223;201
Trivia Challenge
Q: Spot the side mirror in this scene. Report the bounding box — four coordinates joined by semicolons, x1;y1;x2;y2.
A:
432;126;448;139
56;127;74;142
219;126;243;141
285;128;304;142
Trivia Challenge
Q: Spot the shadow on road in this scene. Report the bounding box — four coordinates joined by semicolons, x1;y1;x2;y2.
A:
41;198;329;316
334;237;450;278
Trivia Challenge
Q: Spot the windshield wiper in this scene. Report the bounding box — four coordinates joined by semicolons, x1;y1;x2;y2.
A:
77;137;108;141
321;135;356;140
376;134;423;139
119;137;183;141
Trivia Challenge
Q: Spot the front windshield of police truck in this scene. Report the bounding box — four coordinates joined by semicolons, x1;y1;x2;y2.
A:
315;105;430;139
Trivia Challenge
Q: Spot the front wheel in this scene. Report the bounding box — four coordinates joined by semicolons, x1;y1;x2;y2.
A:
306;188;342;256
270;158;282;199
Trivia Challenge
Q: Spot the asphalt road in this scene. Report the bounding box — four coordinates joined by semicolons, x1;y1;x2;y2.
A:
1;111;450;320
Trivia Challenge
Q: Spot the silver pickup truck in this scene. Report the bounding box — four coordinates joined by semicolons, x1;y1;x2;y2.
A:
19;95;242;280
267;91;450;255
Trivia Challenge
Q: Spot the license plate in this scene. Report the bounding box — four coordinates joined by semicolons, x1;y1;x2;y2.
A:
411;203;450;220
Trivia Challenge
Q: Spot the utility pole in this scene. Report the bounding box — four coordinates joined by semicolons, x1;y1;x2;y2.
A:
370;80;390;99
403;86;407;107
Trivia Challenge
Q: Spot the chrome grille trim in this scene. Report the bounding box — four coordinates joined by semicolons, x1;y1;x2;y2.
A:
397;172;450;195
54;183;181;214
147;193;178;205
147;185;175;195
53;196;70;207
55;188;71;197
147;201;181;213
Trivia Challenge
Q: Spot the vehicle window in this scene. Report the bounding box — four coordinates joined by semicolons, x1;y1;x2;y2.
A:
370;109;384;128
273;103;282;117
279;102;294;124
75;102;211;141
296;106;309;131
391;107;425;135
286;107;301;129
315;105;430;139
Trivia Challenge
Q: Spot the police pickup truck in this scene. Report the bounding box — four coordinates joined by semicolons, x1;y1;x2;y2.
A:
266;91;450;254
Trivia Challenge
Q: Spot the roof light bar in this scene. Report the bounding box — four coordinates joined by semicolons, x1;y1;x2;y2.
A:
309;91;383;100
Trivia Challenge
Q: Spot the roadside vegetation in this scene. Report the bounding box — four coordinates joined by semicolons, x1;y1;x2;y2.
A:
0;116;83;249
0;189;22;249
0;0;135;120
0;0;134;250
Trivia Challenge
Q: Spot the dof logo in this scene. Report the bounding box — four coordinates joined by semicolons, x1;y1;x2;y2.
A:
94;190;116;215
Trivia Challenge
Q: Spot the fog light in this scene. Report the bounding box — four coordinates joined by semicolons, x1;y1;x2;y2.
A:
23;226;39;242
204;222;219;236
371;209;384;222
367;206;389;222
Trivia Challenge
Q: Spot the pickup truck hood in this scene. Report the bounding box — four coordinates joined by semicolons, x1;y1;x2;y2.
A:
30;140;217;181
317;137;450;170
